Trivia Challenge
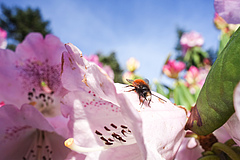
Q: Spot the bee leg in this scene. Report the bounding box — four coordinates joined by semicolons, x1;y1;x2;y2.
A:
125;85;133;88
125;88;136;92
147;98;151;107
140;99;145;108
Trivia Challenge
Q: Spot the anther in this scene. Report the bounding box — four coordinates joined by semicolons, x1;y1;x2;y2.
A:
110;123;117;129
104;126;111;131
121;130;127;137
95;130;102;135
105;142;114;145
100;137;108;142
120;125;128;129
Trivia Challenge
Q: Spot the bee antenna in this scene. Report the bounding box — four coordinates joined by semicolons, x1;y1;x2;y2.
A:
151;93;167;102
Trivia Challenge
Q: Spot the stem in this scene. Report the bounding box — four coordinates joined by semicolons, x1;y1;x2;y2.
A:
212;142;240;160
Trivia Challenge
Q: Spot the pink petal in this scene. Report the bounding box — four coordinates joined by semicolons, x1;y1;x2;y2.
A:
15;33;65;65
175;137;203;160
61;43;187;159
0;33;67;108
62;43;118;105
117;85;187;160
214;0;240;24
0;28;7;38
61;90;141;159
0;49;26;105
0;104;53;159
224;113;240;146
234;82;240;121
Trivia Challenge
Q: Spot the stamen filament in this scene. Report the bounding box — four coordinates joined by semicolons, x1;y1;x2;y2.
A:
64;138;136;153
65;138;107;153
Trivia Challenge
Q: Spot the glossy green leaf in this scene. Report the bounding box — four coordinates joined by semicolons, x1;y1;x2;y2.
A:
185;27;240;135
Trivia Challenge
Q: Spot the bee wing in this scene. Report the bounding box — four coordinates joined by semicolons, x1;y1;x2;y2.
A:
143;78;149;84
126;79;134;84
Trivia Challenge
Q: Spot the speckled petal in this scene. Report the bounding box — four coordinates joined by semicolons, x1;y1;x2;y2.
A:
0;104;67;159
117;83;187;160
61;90;141;159
62;43;119;105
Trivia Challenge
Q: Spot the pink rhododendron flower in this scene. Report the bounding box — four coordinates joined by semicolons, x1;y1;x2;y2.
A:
224;82;240;146
0;32;68;117
180;31;204;55
162;60;186;79
214;12;240;35
0;27;7;49
0;104;72;159
126;57;140;72
184;66;209;93
84;54;114;80
214;12;229;31
0;28;7;38
84;55;103;68
214;0;240;24
61;43;187;160
102;65;115;80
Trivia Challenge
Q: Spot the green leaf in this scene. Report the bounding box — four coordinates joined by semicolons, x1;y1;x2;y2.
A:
154;82;168;98
185;27;240;135
173;82;195;110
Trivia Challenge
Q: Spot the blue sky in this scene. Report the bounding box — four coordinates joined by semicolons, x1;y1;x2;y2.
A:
2;0;220;83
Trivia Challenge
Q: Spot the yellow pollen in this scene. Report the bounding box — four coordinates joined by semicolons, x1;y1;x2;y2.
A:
64;138;74;148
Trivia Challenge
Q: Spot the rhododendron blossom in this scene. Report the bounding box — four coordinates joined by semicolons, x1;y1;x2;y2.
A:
162;60;186;79
184;66;209;93
0;104;71;159
0;33;67;117
214;0;240;24
126;57;140;72
0;27;7;49
84;54;114;80
214;12;240;35
180;31;204;55
61;43;187;160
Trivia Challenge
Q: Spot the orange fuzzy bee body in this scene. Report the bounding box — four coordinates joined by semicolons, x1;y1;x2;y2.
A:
126;79;166;107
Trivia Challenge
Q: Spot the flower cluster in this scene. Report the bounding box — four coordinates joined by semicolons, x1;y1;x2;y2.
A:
0;34;187;160
180;31;204;55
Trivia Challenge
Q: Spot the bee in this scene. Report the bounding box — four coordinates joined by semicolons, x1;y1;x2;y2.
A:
126;79;166;107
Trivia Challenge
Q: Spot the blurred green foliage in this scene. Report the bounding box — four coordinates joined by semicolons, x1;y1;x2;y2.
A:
0;4;51;50
98;52;123;83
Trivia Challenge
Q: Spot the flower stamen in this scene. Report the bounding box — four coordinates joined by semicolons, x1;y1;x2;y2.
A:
65;123;136;153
